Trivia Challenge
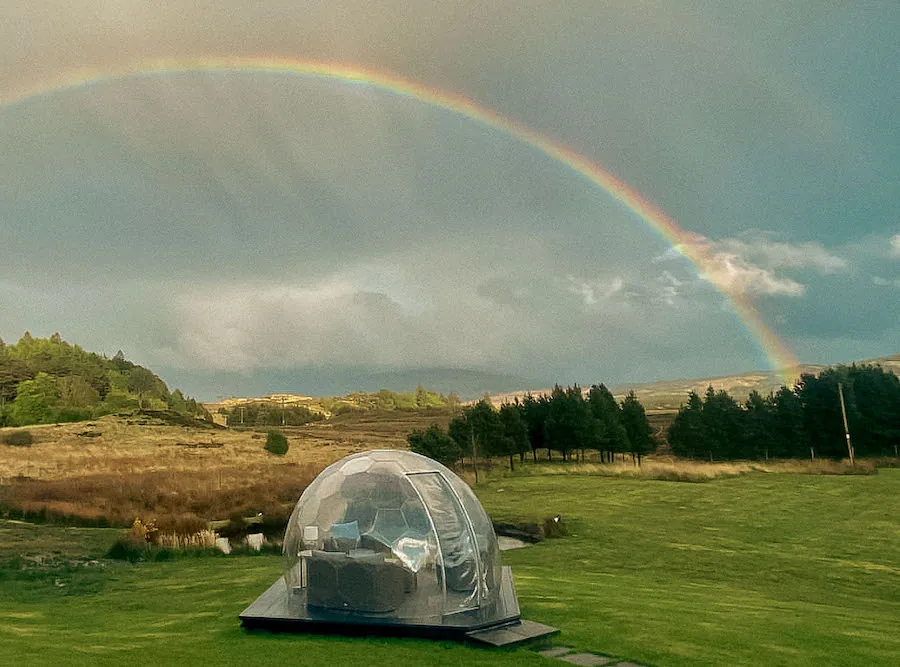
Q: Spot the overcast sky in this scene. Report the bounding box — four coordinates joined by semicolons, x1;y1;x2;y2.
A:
1;2;897;399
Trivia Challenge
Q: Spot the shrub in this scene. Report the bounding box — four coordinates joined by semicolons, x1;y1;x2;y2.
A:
3;430;33;447
264;430;289;456
106;537;147;562
153;548;175;561
258;512;290;538
219;512;248;539
54;409;94;424
407;424;462;465
106;537;221;562
102;392;140;412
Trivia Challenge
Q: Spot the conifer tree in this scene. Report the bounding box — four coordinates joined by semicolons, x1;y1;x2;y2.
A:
621;391;654;464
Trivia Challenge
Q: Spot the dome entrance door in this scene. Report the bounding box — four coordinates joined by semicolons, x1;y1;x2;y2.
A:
407;471;481;614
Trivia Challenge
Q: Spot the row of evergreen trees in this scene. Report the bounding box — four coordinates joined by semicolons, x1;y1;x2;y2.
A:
408;384;656;469
667;364;900;460
0;332;207;427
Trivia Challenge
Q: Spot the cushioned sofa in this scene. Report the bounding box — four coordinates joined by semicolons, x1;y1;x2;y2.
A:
305;549;416;613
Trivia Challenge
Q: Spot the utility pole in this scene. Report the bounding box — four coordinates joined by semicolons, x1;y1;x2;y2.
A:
239;406;244;425
838;382;854;466
470;422;479;485
281;397;286;427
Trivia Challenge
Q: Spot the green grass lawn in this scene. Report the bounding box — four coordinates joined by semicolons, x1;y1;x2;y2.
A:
482;468;900;666
1;470;898;666
0;520;122;562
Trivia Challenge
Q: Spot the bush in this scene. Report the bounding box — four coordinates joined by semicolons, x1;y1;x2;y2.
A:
106;537;147;562
218;512;249;540
407;424;463;465
264;430;289;456
53;408;94;424
2;430;33;447
106;537;221;562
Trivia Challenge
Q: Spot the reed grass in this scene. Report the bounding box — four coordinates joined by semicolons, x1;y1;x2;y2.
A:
456;454;879;486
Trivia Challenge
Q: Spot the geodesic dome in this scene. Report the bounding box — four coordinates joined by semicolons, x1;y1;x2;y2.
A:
241;449;557;644
282;450;502;619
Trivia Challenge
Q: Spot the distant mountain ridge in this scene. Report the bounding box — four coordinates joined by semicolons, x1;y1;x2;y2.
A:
165;366;541;403
487;353;900;412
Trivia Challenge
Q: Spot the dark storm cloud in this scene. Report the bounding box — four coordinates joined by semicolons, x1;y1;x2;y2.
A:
1;2;897;397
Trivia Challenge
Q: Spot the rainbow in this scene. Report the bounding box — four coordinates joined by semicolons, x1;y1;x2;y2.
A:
0;56;799;378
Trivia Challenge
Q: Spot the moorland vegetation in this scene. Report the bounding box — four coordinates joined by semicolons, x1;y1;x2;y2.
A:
1;354;898;665
0;408;447;531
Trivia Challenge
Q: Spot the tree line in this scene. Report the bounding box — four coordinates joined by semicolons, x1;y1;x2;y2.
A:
218;383;461;426
667;364;900;460
319;385;460;415
408;384;656;469
0;332;208;427
218;402;326;427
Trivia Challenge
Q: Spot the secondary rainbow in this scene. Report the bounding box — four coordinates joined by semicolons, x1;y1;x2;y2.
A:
0;56;800;378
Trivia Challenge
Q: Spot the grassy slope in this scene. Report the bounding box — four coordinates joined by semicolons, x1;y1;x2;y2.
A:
1;471;898;666
0;520;121;561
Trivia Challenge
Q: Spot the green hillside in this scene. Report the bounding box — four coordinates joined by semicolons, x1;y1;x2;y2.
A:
0;332;207;427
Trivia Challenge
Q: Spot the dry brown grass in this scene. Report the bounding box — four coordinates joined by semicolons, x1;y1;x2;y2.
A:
3;409;876;529
0;411;450;529
0;463;318;530
510;455;877;482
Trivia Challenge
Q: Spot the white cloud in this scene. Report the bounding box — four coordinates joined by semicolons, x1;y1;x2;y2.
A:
701;252;805;297
166;267;543;372
565;270;703;309
566;275;625;306
671;237;803;297
656;271;684;306
669;232;847;298
891;234;900;258
718;234;848;274
872;276;900;288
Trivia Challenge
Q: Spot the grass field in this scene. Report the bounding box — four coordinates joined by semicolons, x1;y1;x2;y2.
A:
1;469;897;666
480;469;900;665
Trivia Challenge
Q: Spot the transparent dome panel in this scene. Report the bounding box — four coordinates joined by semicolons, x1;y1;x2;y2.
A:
407;471;480;613
282;450;502;620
